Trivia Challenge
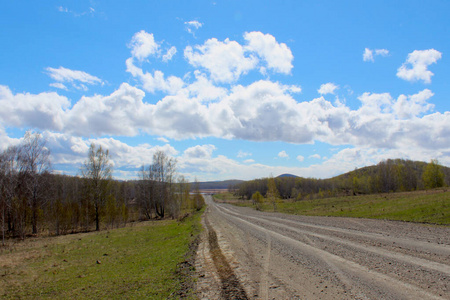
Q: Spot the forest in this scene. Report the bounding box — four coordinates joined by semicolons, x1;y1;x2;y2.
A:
233;159;449;201
0;132;204;244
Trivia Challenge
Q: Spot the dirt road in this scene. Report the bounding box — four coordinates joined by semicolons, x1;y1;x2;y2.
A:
195;195;450;299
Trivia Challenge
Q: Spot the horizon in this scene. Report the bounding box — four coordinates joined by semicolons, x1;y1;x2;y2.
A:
1;1;449;182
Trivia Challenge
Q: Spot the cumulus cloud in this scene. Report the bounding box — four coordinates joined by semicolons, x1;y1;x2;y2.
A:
278;150;289;158
184;32;293;83
309;154;321;159
296;155;304;162
128;30;160;61
318;83;339;95
363;48;389;62
182;71;227;102
184;37;258;83
244;31;293;74
392;89;434;119
397;49;442;83
46;66;103;90
126;58;184;94
42;131;178;171
184;144;216;158
3;78;449;158
0;85;70;131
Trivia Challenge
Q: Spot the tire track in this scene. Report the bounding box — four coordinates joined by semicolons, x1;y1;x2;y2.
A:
204;215;248;299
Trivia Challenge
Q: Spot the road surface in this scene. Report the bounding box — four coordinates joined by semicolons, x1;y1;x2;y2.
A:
195;195;450;299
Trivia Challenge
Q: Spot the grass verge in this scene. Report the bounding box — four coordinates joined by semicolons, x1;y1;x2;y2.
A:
220;190;450;225
0;209;203;299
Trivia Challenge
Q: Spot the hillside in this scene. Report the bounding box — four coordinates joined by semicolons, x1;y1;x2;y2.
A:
192;179;244;190
234;159;450;200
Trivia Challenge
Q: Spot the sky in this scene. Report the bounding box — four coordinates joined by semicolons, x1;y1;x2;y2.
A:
0;0;449;181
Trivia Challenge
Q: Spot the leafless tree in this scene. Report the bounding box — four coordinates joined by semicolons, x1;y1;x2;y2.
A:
16;132;51;235
81;143;113;231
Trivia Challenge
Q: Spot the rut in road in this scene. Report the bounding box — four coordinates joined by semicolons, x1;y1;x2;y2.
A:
204;216;248;299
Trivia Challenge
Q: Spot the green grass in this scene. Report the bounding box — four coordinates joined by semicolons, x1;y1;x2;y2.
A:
224;190;450;225
0;210;203;299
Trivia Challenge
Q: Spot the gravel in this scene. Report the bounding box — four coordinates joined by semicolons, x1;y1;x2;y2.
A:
195;195;450;299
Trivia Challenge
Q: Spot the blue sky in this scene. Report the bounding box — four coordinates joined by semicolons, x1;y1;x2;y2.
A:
1;0;449;181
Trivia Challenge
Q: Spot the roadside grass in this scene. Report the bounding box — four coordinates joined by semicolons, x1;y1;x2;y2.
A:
218;190;450;225
0;209;203;299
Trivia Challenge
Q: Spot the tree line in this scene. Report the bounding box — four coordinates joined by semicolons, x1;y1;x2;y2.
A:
234;159;449;201
0;132;204;244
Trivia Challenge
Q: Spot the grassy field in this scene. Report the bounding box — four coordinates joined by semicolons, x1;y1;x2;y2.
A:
217;189;450;225
0;210;203;299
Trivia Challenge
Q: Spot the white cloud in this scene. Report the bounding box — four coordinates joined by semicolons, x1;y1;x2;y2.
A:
182;71;227;102
309;154;321;159
244;31;293;74
128;30;160;61
46;66;103;90
185;20;203;35
3;79;450;158
363;48;389;62
42;131;178;171
244;159;255;164
397;49;442;83
184;32;293;83
237;150;252;158
0;85;70;131
375;49;389;56
393;89;434;119
157;137;169;143
363;48;373;62
162;46;177;62
58;6;69;13
126;58;184;94
50;82;68;90
184;144;216;159
184;37;258;83
318;83;339;95
278;150;289;158
296;155;304;162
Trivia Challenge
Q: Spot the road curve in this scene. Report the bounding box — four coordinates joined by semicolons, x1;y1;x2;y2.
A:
195;195;450;299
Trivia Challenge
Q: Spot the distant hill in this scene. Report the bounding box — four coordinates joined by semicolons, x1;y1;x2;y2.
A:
233;159;450;200
277;174;299;178
191;179;244;191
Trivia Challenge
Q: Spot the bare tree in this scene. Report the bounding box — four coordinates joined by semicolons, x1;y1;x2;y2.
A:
17;132;51;235
81;143;113;231
152;151;176;219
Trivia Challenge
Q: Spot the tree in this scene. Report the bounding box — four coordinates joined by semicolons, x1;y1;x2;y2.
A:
251;191;263;210
266;175;280;211
151;151;176;218
81;143;113;231
422;159;445;189
17;132;51;235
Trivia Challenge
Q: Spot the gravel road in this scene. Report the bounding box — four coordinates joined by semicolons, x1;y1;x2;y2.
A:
195;195;450;299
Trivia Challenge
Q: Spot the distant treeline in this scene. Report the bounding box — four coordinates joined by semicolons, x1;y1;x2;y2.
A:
0;132;204;243
233;159;449;200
